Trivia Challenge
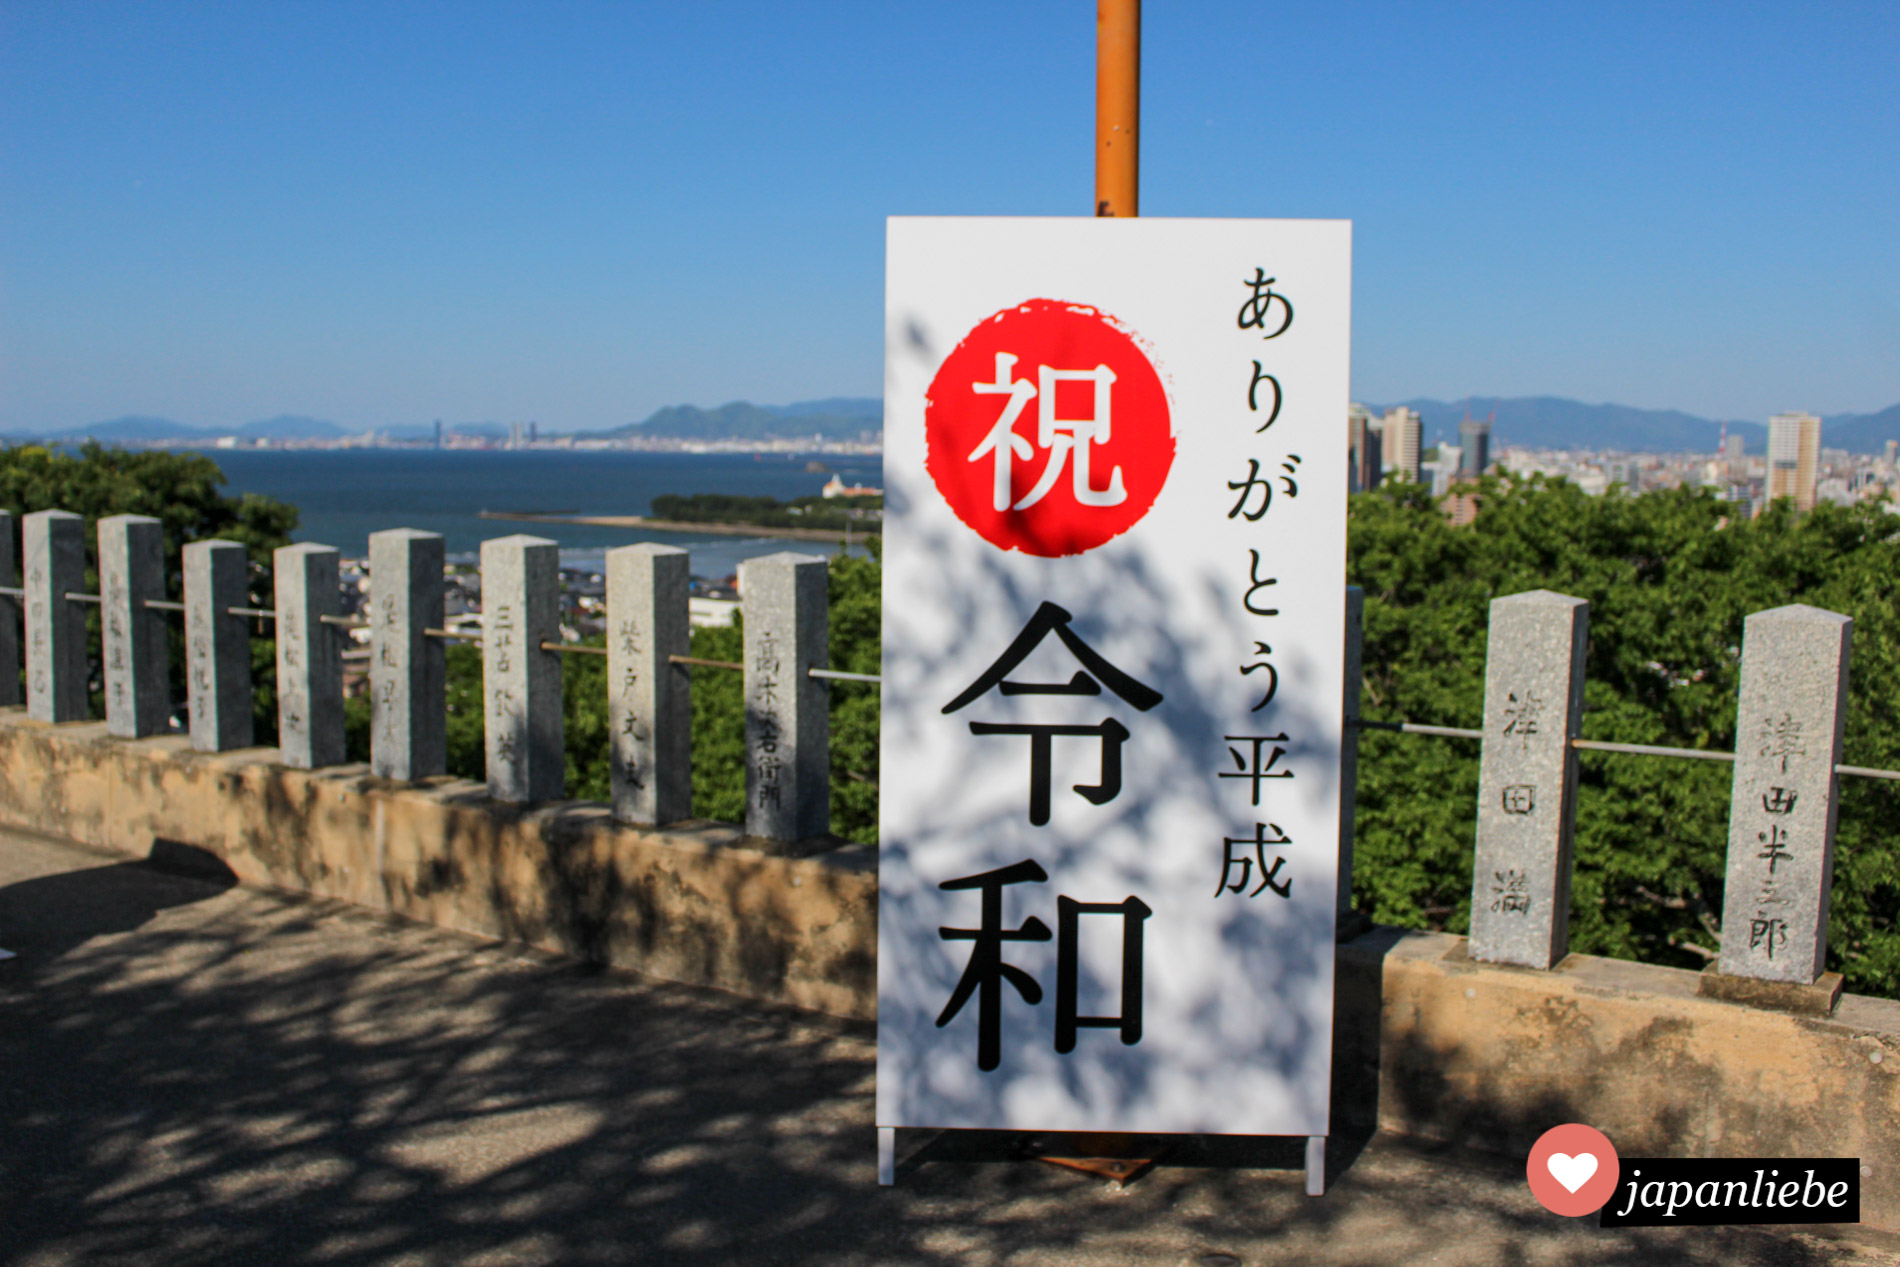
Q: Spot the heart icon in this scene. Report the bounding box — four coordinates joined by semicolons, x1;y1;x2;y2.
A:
1527;1124;1619;1217
1546;1151;1598;1193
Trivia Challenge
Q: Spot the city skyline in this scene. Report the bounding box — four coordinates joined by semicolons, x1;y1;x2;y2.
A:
3;4;1897;433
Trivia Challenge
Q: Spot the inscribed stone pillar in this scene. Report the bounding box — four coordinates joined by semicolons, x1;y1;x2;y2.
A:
369;529;446;781
606;543;690;825
0;511;19;708
99;514;171;737
1339;585;1364;918
740;552;829;843
480;535;563;803
183;540;254;751
24;510;88;723
274;543;345;768
1717;605;1851;984
1468;590;1588;969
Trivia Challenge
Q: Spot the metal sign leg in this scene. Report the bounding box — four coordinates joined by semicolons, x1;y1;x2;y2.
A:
1305;1135;1326;1196
878;1126;895;1186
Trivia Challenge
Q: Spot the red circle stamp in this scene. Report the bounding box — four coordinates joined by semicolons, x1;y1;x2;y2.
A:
1526;1122;1621;1217
924;298;1175;557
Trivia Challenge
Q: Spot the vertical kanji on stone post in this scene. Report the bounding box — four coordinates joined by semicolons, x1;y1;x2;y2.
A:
183;540;254;751
24;510;88;723
1716;605;1852;985
741;552;829;843
481;534;563;803
0;511;22;708
1339;584;1364;921
369;529;446;781
275;543;345;768
606;542;690;825
99;514;171;737
1468;590;1588;969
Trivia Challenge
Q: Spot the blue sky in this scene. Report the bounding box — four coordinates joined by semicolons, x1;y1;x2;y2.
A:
3;1;1895;432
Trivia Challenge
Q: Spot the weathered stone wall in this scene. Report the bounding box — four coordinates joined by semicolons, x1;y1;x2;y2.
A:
0;709;875;1020
1333;929;1899;1229
1;707;1892;1229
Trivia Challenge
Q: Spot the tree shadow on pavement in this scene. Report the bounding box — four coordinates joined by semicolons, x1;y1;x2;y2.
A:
0;845;1881;1267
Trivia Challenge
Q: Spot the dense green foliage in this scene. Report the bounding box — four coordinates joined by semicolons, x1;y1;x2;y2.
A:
0;443;299;732
649;492;882;531
1350;478;1900;996
0;443;299;560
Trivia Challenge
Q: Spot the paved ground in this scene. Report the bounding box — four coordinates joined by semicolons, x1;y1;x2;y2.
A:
3;826;1895;1267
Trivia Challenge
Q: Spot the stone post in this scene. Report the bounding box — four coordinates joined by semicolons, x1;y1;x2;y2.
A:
99;515;171;738
1716;605;1851;985
1339;585;1363;920
183;540;254;751
24;510;88;723
369;529;446;781
740;552;829;843
606;543;691;825
481;535;563;802
0;511;19;708
274;543;345;768
1468;590;1588;969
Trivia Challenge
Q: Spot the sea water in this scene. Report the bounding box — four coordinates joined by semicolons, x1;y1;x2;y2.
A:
207;448;884;580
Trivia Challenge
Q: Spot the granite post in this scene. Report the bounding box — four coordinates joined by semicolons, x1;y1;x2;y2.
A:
606;543;691;825
369;529;446;781
183;539;254;751
274;543;345;768
740;552;829;843
0;511;19;708
1339;584;1364;919
1716;605;1852;984
24;510;88;723
1468;590;1588;969
99;514;170;737
481;535;563;803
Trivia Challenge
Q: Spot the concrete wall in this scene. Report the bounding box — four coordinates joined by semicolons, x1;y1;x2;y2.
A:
1334;928;1898;1227
2;707;1893;1228
0;709;875;1019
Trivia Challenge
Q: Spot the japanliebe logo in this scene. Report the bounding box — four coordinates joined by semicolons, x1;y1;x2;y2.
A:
1525;1124;1862;1226
924;299;1175;557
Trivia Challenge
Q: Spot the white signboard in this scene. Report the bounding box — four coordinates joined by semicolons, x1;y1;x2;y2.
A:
879;216;1351;1138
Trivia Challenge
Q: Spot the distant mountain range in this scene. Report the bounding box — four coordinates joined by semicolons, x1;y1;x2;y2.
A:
18;413;354;442
11;395;1897;454
1363;397;1900;455
5;399;886;445
604;398;882;441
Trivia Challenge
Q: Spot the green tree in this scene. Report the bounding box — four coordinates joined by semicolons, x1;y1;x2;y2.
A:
0;442;299;733
1349;478;1900;997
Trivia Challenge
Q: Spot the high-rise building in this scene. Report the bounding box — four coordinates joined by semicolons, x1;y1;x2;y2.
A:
1887;439;1898;468
1378;407;1421;484
1457;418;1491;476
1347;403;1382;491
1724;431;1745;463
1766;411;1821;512
1428;445;1462;497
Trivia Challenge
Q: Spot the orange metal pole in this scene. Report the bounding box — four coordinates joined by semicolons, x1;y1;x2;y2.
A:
1095;0;1140;217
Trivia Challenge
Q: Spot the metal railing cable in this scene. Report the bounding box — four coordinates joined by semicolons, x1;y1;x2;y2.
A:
1;587;1892;779
1351;715;1900;781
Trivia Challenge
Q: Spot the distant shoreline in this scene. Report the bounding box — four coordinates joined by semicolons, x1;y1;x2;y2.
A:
477;510;876;543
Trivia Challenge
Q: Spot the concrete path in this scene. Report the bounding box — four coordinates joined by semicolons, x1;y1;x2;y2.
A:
3;827;1894;1267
